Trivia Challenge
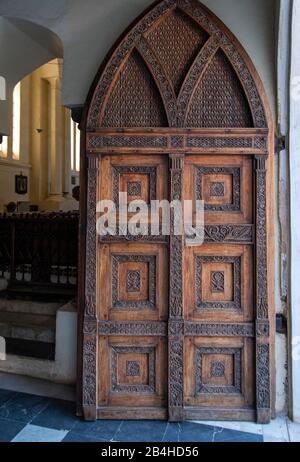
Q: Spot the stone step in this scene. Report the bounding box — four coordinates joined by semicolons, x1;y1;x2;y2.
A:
0;311;55;343
0;299;61;316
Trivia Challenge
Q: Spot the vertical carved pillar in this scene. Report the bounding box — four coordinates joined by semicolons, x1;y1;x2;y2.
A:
168;154;185;422
255;156;271;424
82;154;99;421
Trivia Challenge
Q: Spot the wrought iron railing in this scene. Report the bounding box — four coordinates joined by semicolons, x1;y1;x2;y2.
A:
0;212;79;291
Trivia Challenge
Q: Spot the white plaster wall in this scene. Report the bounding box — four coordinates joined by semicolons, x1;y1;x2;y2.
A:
289;0;300;423
0;161;31;212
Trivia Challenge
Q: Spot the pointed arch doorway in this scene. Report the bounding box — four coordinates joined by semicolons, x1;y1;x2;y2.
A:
80;0;274;423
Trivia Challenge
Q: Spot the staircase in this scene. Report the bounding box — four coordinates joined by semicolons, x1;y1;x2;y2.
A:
0;295;62;360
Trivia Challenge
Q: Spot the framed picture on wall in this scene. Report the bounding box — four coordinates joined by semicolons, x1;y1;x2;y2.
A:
15;174;28;195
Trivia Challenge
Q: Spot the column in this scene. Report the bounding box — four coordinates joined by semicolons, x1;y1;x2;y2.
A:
46;76;63;206
289;0;300;423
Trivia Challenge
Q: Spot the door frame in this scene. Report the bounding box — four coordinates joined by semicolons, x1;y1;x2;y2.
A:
77;0;275;423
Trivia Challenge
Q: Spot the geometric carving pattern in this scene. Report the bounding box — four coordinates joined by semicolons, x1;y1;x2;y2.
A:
87;133;268;154
112;255;156;310
127;182;142;197
196;347;242;395
98;321;168;336
256;344;270;410
126;361;141;377
87;0;267;130
111;346;156;394
184;322;254;338
127;270;141;293
85;156;99;318
168;154;184;421
210;271;225;293
255;157;270;420
88;135;169;149
97;320;255;338
82;338;97;406
102;50;168;128
188;137;253;149
186;50;253;128
171;136;185;148
136;36;178;127
196;167;241;212
112;166;157;205
146;8;209;95
196;256;241;311
211;361;225;378
210;182;225;197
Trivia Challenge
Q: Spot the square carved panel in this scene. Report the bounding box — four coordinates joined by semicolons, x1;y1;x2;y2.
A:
112;166;157;204
112;255;156;310
196;167;241;212
196;256;241;311
195;347;242;395
111;346;156;394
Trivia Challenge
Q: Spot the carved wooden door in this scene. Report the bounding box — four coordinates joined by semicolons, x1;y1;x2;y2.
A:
81;0;273;423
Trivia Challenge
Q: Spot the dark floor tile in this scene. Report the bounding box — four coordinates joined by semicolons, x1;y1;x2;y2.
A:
0;392;49;423
31;399;77;431
162;423;181;442
63;431;108;443
0;389;17;407
214;427;263;443
0;418;26;442
179;422;215;442
72;419;122;441
164;422;214;443
115;420;168;442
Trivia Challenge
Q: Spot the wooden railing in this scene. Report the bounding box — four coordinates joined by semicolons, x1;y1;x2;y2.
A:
0;212;79;292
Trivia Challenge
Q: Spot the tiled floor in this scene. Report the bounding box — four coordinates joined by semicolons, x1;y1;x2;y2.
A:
0;388;298;443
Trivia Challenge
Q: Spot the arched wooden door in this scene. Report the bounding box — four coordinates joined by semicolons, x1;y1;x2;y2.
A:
81;0;274;423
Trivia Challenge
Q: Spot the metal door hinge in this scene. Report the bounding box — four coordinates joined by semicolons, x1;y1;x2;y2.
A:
276;313;287;335
275;135;286;153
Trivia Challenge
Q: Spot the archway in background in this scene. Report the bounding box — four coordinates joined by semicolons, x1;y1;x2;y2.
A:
0;16;63;136
80;0;274;423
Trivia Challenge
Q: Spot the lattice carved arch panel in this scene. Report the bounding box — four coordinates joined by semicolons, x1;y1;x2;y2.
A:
87;0;269;130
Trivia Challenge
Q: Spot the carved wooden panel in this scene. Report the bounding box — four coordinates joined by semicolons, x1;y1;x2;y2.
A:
186;50;253;128
112;255;156;311
195;347;242;395
99;336;167;408
111;346;156;394
185;337;254;409
196;256;242;311
100;154;168;216
185;244;253;322
87;0;268;130
196;167;241;212
99;243;168;322
102;50;168;128
87;130;269;155
146;8;209;95
112;165;157;205
184;155;253;225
